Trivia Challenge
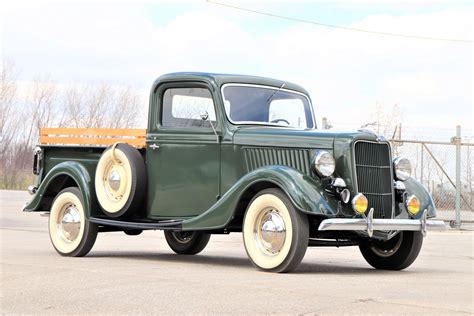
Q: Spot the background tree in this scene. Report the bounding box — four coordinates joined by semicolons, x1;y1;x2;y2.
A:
0;59;145;189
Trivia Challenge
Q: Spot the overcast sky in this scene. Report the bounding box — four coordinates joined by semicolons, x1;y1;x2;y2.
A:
1;0;473;138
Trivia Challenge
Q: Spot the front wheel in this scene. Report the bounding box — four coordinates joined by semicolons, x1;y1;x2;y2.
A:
243;188;309;273
164;231;211;255
49;187;98;257
359;231;423;270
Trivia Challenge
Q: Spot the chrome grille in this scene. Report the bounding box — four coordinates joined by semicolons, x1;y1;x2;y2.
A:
354;141;393;219
244;147;311;174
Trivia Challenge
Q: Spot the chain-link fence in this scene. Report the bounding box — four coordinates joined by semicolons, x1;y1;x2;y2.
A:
390;126;474;228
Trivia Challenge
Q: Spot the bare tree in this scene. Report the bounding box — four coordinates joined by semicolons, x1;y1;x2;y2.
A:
0;59;19;188
1;58;146;189
17;78;58;169
371;102;402;138
0;59;19;135
108;87;141;129
60;84;143;129
63;85;84;128
83;84;111;128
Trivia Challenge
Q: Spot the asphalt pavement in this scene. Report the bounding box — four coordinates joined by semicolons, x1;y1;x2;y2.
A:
1;190;473;314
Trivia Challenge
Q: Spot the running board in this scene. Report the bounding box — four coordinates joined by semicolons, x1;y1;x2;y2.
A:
89;217;183;230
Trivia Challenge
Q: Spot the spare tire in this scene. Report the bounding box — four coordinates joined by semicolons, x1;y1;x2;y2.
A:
95;143;146;218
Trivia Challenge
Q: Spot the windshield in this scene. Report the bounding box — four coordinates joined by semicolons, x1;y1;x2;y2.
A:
221;84;315;128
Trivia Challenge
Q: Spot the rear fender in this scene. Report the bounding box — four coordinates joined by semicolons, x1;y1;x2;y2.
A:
23;161;94;217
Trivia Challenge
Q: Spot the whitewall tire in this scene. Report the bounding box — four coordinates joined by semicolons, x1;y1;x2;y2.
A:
95;143;146;218
49;187;98;257
243;188;309;273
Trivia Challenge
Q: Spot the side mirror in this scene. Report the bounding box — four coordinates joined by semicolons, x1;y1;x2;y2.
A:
199;110;219;143
200;111;209;121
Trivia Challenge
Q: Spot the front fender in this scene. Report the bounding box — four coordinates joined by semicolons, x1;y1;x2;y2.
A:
404;177;437;219
23;161;94;217
182;166;337;230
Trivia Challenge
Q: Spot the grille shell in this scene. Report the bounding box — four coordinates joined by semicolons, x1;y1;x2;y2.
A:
354;141;394;219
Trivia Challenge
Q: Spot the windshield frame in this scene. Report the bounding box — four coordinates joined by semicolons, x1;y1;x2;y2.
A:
220;83;316;129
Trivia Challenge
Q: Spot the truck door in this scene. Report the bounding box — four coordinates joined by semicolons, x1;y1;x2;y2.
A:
146;84;220;218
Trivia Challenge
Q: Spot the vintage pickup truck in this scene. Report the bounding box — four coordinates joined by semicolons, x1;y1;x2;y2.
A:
24;72;445;272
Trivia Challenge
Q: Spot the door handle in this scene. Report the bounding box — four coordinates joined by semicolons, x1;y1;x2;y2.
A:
149;144;160;150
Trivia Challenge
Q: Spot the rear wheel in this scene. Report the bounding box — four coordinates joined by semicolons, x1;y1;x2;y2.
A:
49;187;98;257
359;231;423;270
243;188;309;273
164;231;211;255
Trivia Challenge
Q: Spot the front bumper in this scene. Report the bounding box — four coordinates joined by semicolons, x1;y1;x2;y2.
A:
318;209;446;237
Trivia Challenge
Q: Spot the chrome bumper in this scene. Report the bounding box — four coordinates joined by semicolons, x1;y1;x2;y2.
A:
318;209;446;237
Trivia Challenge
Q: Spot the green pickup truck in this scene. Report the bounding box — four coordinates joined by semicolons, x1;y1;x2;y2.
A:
24;72;445;272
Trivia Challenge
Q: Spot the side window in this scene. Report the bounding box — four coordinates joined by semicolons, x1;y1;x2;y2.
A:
162;87;216;128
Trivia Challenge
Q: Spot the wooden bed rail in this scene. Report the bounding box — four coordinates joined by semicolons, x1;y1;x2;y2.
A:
39;128;147;147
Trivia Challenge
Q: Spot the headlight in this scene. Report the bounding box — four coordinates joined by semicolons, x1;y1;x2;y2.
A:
406;195;420;215
393;157;411;181
313;150;335;177
339;189;351;204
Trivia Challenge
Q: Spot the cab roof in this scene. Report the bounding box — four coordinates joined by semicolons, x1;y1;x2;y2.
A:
151;72;310;96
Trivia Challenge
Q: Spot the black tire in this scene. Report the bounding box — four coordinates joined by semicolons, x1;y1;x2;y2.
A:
359;231;423;270
164;231;211;255
242;188;309;273
124;229;143;236
49;187;98;257
94;143;146;218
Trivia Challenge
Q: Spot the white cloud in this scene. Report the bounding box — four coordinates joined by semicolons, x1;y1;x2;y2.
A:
2;3;472;137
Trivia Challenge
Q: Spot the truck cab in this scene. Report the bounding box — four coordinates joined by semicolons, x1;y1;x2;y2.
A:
24;72;445;272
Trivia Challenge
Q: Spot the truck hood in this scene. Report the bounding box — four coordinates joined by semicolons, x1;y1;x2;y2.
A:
233;126;377;149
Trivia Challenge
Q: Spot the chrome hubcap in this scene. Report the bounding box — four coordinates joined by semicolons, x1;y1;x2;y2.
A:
59;205;81;242
172;231;194;244
254;209;286;255
108;169;121;191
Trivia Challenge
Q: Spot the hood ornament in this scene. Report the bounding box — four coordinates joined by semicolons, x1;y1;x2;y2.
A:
357;128;386;142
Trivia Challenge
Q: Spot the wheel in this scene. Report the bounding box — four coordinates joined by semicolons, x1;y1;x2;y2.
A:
242;188;309;273
164;231;211;255
359;231;423;270
95;143;146;218
49;187;98;257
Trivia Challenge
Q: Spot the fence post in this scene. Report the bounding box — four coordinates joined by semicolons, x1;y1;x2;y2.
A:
455;125;461;229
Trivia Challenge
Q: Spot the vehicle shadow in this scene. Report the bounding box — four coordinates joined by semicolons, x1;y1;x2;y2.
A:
89;251;253;269
296;262;381;274
88;251;398;274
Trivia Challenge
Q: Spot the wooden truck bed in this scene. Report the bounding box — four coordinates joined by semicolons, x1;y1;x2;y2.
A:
39;128;146;148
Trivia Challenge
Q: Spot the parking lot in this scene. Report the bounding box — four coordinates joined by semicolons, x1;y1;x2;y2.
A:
1;190;473;314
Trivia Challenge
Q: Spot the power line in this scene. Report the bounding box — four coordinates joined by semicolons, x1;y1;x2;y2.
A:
207;0;473;43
